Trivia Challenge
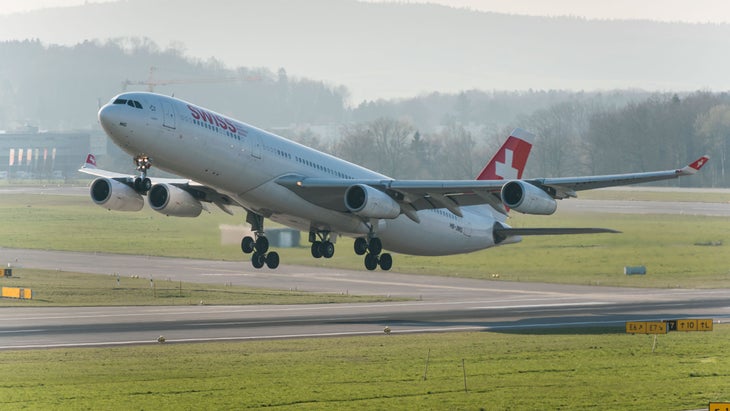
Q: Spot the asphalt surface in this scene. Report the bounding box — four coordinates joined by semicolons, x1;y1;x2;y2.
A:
2;248;729;350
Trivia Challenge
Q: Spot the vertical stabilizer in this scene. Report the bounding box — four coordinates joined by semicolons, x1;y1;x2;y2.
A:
475;128;534;181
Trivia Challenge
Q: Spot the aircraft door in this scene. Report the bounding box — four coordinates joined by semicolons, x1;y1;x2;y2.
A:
463;222;472;237
162;101;176;129
250;133;262;159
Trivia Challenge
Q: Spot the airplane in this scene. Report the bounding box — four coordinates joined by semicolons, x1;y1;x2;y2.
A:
81;92;709;271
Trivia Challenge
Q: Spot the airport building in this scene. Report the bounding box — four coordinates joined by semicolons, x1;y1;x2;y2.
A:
0;127;107;180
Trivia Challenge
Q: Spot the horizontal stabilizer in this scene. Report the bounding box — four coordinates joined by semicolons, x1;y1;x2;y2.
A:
494;227;621;237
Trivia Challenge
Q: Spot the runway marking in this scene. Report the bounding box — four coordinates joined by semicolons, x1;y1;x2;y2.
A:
205;271;590;298
305;275;573;296
193;316;389;327
0;329;45;334
0;299;604;322
0;340;161;350
472;302;608;310
0;317;659;350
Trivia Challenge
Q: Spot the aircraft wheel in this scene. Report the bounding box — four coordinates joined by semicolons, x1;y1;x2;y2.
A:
379;253;392;271
133;177;152;193
251;252;265;269
368;237;382;255
265;252;280;269
311;241;323;258
255;236;269;254
364;253;379;271
241;236;255;254
322;241;335;259
354;238;368;255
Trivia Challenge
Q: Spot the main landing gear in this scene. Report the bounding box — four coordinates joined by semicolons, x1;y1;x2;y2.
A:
308;230;391;271
240;211;279;269
133;154;153;194
309;231;335;259
240;216;391;271
354;237;392;271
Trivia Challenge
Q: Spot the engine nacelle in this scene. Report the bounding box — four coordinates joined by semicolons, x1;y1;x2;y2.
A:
90;177;144;212
344;184;401;219
501;180;557;215
148;183;203;217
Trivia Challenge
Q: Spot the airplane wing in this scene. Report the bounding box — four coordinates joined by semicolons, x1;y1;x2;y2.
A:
276;175;507;216
78;155;240;215
528;155;710;199
276;155;709;219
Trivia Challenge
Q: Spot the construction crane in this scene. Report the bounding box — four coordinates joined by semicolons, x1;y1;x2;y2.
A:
121;66;262;92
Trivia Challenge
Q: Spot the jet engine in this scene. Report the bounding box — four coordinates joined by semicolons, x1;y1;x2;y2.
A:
344;184;401;219
500;180;557;215
148;183;203;217
90;177;144;212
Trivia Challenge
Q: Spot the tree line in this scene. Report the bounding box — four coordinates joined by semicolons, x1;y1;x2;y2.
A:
287;92;730;187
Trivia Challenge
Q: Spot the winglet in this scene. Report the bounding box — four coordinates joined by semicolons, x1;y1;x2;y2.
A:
679;155;710;175
84;154;97;169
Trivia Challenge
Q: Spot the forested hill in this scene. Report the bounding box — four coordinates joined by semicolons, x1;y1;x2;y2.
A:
0;0;729;100
0;39;348;130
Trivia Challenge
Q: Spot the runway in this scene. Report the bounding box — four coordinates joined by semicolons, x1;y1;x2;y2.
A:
2;248;729;350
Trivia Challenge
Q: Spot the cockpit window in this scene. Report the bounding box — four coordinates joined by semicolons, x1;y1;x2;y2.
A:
114;98;143;109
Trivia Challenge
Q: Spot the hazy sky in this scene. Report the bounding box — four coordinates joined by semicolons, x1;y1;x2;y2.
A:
2;0;730;23
369;0;730;23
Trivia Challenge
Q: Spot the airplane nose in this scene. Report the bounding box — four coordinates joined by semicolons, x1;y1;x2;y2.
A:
99;104;126;133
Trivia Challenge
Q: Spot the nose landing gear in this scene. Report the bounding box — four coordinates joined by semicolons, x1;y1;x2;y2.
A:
133;155;153;194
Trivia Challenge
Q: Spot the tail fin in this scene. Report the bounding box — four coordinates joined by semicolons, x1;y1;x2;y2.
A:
84;154;97;169
475;128;534;181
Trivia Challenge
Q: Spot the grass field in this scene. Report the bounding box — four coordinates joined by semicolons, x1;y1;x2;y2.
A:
1;327;729;410
0;269;396;307
1;191;728;409
1;193;728;288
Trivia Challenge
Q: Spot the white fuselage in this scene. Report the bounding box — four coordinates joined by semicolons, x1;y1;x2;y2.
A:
98;92;514;256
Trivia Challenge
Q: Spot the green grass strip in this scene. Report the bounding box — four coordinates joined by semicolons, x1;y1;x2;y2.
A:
0;269;396;306
1;328;729;409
